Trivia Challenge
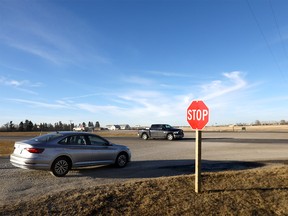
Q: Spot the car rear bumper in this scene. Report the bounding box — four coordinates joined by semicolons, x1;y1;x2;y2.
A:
10;154;50;170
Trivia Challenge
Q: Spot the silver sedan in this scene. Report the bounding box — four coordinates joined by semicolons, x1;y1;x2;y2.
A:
10;131;131;177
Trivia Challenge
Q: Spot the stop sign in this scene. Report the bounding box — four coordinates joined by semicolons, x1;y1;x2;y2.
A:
187;100;209;130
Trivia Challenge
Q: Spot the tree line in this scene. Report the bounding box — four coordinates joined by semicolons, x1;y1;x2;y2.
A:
0;120;101;132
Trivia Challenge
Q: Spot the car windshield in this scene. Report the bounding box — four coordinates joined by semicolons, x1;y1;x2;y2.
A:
30;133;63;143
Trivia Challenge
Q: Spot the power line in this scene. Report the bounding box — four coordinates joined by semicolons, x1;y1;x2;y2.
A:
246;0;286;81
268;0;288;65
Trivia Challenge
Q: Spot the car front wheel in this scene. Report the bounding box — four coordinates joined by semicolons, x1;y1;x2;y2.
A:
51;157;70;177
115;153;128;168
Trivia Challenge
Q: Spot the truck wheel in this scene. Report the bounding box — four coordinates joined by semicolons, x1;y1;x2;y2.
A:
142;133;148;140
167;133;174;141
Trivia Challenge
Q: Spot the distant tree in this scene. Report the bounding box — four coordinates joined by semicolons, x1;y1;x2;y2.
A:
39;123;49;131
9;121;15;131
3;122;9;131
88;121;94;127
54;122;58;130
59;121;63;130
26;120;34;131
33;123;38;131
280;120;287;125
95;121;100;128
48;123;54;131
82;122;86;128
19;121;24;131
254;120;261;126
54;121;64;131
70;123;74;131
39;123;44;131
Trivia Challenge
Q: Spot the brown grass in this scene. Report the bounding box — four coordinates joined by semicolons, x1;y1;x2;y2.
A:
0;140;14;156
0;165;287;215
0;130;137;137
0;132;47;137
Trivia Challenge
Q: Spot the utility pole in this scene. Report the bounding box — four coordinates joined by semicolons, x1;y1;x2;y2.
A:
69;120;73;131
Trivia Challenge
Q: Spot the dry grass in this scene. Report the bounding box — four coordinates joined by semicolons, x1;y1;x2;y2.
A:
0;132;47;137
0;130;137;137
0;140;14;156
0;165;287;215
94;130;138;137
201;125;288;132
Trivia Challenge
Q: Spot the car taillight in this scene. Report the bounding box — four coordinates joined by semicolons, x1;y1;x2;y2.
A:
25;148;45;154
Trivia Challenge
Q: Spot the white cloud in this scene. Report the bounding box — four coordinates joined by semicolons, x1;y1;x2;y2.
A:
201;71;247;101
75;103;121;113
146;70;194;77
0;76;42;94
123;76;155;86
8;99;69;109
4;71;255;126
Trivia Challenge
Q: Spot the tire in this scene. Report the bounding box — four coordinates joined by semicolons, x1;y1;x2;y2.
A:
167;133;174;141
115;153;128;168
141;133;148;140
50;157;71;177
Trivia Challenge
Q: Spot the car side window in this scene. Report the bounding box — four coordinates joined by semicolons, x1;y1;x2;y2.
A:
59;135;86;145
88;135;108;146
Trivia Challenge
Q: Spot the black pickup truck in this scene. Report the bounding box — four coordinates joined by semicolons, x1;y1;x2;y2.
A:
138;124;184;141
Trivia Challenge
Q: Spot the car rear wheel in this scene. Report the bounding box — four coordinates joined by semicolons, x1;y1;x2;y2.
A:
141;133;148;140
167;133;174;141
115;153;128;168
51;157;71;177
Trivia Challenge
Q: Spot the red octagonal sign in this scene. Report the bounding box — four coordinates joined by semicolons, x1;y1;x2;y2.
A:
187;100;209;130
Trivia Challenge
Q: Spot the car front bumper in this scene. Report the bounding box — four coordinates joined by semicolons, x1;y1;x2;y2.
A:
173;133;184;139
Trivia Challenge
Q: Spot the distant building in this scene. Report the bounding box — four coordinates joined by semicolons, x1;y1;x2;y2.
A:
106;124;131;130
106;125;121;130
73;125;85;131
119;124;131;130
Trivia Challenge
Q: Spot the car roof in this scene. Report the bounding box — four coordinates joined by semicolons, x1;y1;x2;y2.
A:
49;131;94;136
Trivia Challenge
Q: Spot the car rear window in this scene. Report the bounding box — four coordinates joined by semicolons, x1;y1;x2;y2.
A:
30;134;63;143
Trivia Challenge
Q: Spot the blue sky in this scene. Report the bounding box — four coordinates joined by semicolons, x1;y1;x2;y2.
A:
1;0;288;127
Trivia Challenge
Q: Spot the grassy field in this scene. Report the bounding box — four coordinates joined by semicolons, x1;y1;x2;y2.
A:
186;124;288;132
0;165;287;215
0;140;15;156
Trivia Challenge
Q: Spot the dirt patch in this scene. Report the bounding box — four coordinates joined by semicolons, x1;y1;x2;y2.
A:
1;165;287;216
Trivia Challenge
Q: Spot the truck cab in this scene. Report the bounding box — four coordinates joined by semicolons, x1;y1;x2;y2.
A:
138;124;184;141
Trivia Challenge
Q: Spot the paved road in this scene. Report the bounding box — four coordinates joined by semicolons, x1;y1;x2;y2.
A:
0;132;287;206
